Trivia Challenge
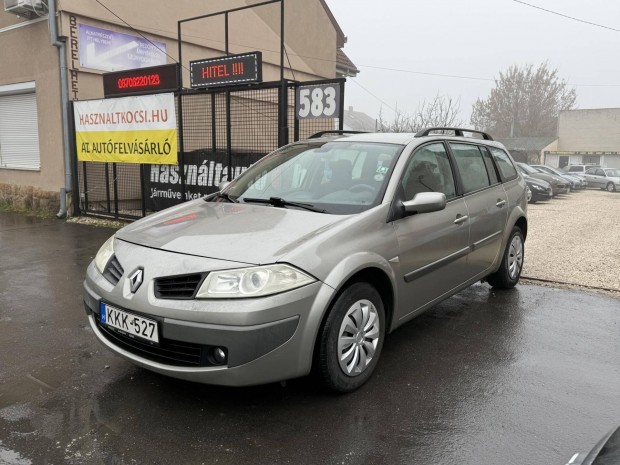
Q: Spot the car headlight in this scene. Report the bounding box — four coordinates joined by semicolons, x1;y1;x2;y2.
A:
196;264;315;299
532;185;545;191
95;235;115;274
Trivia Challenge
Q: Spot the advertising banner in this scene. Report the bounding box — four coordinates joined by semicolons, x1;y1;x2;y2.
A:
144;150;265;211
79;24;167;72
74;93;178;165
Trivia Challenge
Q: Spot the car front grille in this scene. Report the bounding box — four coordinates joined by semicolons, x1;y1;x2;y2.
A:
154;273;206;300
103;255;124;285
95;314;209;367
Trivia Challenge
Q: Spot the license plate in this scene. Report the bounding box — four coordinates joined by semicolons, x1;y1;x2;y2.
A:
100;303;159;344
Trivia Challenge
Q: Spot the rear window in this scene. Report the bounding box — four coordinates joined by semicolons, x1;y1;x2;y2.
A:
489;147;518;181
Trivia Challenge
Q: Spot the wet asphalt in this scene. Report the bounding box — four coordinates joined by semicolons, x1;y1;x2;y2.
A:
0;211;618;465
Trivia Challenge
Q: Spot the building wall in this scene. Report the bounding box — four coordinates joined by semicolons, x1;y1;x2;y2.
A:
558;109;620;151
0;0;340;211
0;17;63;209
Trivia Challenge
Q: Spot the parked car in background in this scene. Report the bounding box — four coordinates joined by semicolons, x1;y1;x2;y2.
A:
523;175;553;203
563;164;602;179
584;167;620;192
532;165;587;190
565;425;620;465
517;163;570;195
84;128;528;393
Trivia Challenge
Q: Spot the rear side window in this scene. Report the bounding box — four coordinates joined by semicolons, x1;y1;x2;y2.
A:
480;147;499;184
585;168;597;175
450;143;491;194
568;166;583;173
489;147;518;181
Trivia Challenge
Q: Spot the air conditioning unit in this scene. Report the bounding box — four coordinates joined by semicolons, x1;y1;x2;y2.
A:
4;0;48;17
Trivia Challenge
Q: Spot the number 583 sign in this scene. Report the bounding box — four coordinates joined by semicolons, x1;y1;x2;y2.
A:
296;84;341;119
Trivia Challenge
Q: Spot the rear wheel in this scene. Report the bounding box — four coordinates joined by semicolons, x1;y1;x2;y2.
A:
317;282;385;393
606;182;616;192
487;226;524;289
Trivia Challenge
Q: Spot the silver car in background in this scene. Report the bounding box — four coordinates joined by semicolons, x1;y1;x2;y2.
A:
84;128;528;392
584;167;620;192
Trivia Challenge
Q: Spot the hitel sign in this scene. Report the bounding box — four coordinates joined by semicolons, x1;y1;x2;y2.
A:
190;52;262;88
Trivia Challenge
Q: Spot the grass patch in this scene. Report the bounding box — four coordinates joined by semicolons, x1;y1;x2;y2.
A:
0;202;55;218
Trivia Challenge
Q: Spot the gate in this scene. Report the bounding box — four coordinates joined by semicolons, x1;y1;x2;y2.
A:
74;78;345;219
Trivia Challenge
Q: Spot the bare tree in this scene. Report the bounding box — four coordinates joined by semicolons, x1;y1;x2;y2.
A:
378;94;463;133
471;63;577;138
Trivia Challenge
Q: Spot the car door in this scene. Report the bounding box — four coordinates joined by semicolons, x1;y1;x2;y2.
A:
449;143;509;278
594;168;607;188
585;168;601;187
392;142;471;316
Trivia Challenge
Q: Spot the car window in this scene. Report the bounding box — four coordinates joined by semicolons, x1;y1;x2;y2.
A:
606;169;620;177
450;143;492;193
489;147;518;181
595;169;606;176
400;142;456;200
585;168;597;175
479;147;499;184
568;166;583;173
224;141;403;215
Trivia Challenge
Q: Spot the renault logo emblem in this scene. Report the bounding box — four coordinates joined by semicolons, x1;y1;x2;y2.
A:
128;268;144;293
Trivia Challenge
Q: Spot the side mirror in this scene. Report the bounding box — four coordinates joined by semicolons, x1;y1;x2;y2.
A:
402;192;447;215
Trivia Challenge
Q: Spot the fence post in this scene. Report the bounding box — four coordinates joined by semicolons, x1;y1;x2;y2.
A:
177;93;187;201
278;80;289;147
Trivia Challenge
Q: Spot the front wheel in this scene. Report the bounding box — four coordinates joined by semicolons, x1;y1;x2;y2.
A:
486;226;524;289
606;182;616;192
317;282;385;393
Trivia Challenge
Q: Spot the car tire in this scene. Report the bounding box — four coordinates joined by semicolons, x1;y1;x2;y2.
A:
317;282;385;393
606;182;616;192
486;226;524;290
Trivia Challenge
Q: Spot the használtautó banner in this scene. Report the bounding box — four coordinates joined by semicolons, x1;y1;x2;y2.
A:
74;93;178;164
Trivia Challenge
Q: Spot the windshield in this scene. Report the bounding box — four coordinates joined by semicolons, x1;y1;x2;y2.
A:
216;141;403;215
540;166;563;175
605;169;620;177
518;163;537;175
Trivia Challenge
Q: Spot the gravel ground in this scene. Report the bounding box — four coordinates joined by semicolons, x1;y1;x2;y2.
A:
522;188;620;293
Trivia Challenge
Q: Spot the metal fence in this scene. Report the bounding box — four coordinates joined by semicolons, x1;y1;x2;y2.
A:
75;78;345;219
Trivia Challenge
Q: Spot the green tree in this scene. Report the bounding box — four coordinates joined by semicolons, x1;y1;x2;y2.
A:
471;63;577;138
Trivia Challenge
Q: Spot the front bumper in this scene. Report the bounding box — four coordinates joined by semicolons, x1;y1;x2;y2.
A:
83;244;336;386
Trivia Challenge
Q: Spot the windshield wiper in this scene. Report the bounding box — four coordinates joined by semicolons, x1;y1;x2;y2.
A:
205;192;238;203
242;196;326;213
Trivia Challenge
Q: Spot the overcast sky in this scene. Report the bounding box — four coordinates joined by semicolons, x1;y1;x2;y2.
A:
324;0;620;124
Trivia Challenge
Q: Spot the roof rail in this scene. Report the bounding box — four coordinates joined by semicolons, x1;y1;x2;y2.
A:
415;127;494;141
309;130;367;139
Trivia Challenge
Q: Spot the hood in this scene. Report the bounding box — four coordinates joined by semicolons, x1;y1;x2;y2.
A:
524;175;551;189
529;172;564;185
116;199;349;265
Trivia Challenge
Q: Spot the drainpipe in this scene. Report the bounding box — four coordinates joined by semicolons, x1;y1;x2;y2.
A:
48;0;72;219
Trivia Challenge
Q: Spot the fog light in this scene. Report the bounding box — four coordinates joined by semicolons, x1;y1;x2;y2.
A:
213;347;227;364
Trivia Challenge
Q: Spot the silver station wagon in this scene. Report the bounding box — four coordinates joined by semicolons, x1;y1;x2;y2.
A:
84;128;528;393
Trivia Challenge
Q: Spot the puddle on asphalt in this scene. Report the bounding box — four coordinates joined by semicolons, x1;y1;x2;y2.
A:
0;441;32;465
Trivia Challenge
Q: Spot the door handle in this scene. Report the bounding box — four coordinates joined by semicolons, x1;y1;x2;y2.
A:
454;214;468;225
496;199;506;207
